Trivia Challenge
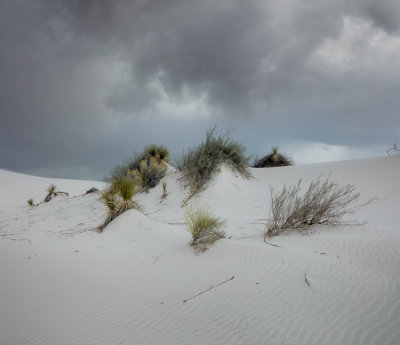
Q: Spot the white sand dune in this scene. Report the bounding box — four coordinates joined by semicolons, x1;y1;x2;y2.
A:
0;156;399;345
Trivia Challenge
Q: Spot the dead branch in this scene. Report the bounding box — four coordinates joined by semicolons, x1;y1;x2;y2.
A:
183;275;235;303
304;269;311;287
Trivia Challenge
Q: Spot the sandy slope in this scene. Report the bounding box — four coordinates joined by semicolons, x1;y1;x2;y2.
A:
0;157;399;345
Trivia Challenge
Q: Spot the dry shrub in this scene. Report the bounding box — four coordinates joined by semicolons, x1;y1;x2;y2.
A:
266;176;363;237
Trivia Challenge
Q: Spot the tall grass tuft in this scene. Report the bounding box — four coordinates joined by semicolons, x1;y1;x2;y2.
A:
184;205;226;251
253;146;292;168
266;176;363;238
177;127;251;197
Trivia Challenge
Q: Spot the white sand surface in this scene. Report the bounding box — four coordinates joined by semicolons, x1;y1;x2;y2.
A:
0;156;399;345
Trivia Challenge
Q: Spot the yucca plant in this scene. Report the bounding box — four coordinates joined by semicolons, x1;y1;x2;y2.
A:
184;205;226;251
136;156;168;191
145;144;170;161
47;184;56;194
44;184;57;202
112;177;142;213
253;146;292;168
107;145;169;191
98;177;142;232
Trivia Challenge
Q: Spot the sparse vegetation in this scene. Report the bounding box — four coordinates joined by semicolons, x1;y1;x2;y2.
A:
253;146;292;168
184;205;226;251
107;145;169;192
43;184;69;203
266;176;363;238
27;198;34;207
177;127;251;197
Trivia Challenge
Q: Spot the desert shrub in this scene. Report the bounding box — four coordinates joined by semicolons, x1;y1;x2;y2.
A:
98;177;141;232
176;127;251;196
266;176;362;237
134;156;168;192
27;198;34;207
107;144;169;191
387;142;399;156
184;205;226;251
253;146;292;168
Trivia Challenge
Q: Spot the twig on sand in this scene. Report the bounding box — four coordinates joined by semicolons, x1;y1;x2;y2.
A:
0;235;31;246
263;238;281;248
304;269;311;287
183;275;235;303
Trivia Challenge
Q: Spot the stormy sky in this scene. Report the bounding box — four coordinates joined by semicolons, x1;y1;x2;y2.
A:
1;0;399;179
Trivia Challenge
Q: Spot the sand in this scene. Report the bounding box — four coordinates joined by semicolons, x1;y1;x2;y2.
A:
0;156;399;345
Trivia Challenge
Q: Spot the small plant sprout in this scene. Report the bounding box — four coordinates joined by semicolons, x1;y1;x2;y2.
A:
265;175;367;238
184;205;226;251
47;184;56;194
44;184;57;202
27;199;34;207
161;180;167;199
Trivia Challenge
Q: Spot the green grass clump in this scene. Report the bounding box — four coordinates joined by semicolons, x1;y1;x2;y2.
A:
253;146;292;168
107;145;169;191
266;176;362;238
177;127;251;197
184;205;226;250
98;177;142;232
27;199;34;207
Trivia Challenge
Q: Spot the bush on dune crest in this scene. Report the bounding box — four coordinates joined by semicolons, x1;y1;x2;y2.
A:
253;146;292;168
176;127;251;197
184;205;226;251
107;144;169;192
265;176;365;238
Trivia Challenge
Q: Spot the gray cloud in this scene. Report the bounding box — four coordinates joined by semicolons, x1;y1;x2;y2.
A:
1;0;399;178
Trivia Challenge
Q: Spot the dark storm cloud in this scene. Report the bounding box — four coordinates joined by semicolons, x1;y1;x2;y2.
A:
1;0;399;178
